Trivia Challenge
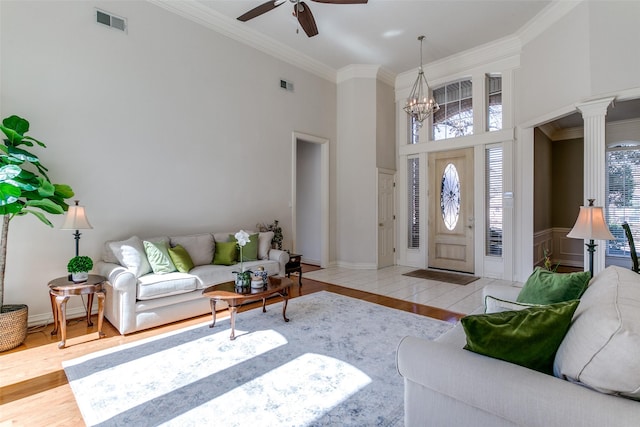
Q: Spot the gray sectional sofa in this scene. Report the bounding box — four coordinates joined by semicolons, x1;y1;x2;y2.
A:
397;266;640;426
96;231;289;335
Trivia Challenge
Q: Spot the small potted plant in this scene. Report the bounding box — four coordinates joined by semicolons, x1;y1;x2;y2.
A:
67;256;93;283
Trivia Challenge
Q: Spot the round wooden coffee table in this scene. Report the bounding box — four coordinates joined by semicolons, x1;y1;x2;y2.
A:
202;276;292;340
48;274;106;349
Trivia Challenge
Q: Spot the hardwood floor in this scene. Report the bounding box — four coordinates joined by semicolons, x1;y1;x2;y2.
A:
0;271;464;426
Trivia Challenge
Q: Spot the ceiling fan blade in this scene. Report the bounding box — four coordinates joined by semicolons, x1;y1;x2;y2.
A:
295;2;319;37
311;0;368;4
238;1;283;22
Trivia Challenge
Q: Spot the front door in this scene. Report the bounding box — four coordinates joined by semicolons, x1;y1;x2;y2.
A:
428;148;474;273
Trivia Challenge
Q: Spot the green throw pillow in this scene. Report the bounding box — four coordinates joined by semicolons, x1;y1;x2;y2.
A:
213;241;238;266
168;244;195;273
228;233;259;261
143;240;177;274
516;267;590;305
461;300;580;374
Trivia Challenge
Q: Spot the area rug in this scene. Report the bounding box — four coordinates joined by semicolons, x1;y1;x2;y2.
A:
63;291;453;427
403;269;480;285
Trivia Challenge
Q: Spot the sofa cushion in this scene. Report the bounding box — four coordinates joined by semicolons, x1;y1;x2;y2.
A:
168;244;195;273
554;266;640;400
229;232;259;261
136;272;197;300
484;295;539;314
516;267;590;305
108;236;152;278
213;241;238;265
143;240;177;274
170;233;214;267
462;299;579;374
258;231;274;260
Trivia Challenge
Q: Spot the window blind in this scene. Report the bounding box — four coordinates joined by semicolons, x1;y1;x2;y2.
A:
408;157;420;249
486;146;503;256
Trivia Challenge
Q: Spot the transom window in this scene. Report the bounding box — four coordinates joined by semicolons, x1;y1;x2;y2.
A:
487;75;502;132
433;79;473;140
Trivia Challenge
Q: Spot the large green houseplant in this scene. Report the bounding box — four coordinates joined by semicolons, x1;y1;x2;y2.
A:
0;115;74;351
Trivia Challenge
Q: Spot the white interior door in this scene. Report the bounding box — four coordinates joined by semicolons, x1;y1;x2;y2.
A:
428;148;474;273
378;171;395;268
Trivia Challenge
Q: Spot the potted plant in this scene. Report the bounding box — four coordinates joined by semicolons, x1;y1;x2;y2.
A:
67;256;93;283
0;115;74;351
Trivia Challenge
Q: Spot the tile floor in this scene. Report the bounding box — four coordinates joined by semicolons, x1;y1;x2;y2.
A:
303;265;521;315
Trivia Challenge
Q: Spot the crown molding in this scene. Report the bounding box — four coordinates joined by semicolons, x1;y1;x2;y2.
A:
395;35;521;91
335;65;395;87
518;0;584;46
147;0;337;83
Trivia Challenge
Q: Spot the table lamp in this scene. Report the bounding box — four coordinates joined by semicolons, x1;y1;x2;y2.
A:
61;200;93;257
567;199;614;277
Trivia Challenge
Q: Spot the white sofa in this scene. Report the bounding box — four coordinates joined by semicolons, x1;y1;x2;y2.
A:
397;266;640;427
96;231;289;335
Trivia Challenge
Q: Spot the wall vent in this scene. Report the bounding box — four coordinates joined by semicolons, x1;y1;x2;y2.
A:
280;79;294;92
96;9;127;33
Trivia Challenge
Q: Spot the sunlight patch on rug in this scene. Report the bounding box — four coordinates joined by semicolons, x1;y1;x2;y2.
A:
63;291;454;426
167;353;371;426
63;328;288;426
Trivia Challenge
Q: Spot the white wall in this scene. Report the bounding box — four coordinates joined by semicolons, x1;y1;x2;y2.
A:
336;75;377;268
0;0;337;322
296;140;321;264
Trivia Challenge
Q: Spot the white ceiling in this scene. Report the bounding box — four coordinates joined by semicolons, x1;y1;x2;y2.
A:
193;0;552;75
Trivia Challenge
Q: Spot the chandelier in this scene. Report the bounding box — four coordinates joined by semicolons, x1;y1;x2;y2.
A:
403;35;439;124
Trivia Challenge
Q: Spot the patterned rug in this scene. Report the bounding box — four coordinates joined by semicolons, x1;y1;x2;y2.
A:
63;291;453;427
403;269;480;285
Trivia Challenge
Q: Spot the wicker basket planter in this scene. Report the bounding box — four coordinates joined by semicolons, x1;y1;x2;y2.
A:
0;304;28;352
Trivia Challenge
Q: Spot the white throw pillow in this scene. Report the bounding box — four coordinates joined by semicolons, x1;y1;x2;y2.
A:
258;231;274;260
108;236;152;278
170;233;214;267
554;266;640;400
484;295;538;314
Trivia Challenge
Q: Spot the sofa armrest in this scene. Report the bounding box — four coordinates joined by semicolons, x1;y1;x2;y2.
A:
268;249;290;276
397;336;640;427
96;261;137;293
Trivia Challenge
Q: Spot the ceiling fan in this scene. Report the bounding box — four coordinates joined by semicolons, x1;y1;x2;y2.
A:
237;0;368;38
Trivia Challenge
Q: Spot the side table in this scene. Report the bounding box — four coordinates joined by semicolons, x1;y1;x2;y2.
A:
285;253;303;286
48;274;106;349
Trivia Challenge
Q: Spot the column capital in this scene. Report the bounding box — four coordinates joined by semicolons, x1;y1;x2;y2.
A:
576;97;615;118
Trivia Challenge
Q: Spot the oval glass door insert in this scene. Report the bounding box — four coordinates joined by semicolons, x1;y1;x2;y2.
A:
440;163;460;230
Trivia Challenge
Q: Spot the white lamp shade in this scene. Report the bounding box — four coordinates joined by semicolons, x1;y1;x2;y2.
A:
61;205;93;230
567;205;614;240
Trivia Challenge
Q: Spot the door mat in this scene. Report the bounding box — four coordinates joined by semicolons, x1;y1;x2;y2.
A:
403;269;480;285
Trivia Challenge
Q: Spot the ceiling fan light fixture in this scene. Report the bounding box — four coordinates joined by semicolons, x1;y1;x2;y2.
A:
404;35;439;124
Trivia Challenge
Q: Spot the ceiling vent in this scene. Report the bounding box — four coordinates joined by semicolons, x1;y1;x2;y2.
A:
96;9;127;33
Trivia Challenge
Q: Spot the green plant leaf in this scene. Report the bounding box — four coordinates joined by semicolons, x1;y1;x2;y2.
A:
54;184;74;200
0;201;23;214
25;199;64;215
36;179;55;197
0;165;22;181
2;115;29;135
0;183;21;205
7;145;40;165
22;209;53;227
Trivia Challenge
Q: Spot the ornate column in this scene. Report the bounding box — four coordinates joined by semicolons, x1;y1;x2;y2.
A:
576;97;614;276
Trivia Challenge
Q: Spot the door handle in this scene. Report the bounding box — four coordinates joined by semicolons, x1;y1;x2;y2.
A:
379;223;384;227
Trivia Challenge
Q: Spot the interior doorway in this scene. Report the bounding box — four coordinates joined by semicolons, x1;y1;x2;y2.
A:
292;132;329;267
428;148;475;273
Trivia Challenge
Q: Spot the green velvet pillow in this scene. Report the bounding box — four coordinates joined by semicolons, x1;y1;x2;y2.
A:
516;267;591;305
168;244;195;273
228;233;259;261
213;241;238;266
143;240;177;274
461;300;579;374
